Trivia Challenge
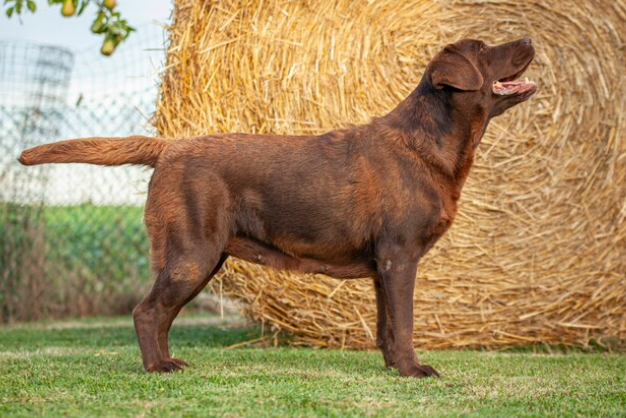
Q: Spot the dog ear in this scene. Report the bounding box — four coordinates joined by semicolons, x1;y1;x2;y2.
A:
430;45;483;91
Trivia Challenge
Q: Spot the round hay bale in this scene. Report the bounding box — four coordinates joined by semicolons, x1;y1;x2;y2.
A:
155;0;626;349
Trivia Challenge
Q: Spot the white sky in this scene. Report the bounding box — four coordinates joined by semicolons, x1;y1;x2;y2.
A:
0;1;174;205
1;1;174;102
0;0;173;50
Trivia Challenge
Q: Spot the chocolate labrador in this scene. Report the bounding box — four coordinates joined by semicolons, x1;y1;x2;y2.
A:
19;37;537;377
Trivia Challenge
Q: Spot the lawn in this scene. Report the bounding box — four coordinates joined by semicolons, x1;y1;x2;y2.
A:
0;314;624;418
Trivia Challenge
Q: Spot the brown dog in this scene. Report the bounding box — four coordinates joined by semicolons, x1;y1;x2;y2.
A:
19;37;536;377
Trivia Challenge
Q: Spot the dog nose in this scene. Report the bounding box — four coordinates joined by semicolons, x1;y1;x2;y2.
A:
521;37;532;46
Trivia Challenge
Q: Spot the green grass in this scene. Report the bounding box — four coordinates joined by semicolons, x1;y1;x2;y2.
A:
40;204;149;288
1;203;149;321
0;315;624;417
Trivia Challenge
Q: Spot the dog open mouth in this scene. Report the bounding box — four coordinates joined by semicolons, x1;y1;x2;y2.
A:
492;78;537;96
492;60;537;98
492;63;537;97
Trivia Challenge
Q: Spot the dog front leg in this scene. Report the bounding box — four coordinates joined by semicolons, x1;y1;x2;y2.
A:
373;277;395;368
376;255;440;378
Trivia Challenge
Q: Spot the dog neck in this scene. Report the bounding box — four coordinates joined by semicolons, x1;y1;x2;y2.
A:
380;80;489;193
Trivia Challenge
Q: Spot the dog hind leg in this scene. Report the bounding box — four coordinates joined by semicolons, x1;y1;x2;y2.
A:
133;244;226;373
136;170;231;372
156;254;229;367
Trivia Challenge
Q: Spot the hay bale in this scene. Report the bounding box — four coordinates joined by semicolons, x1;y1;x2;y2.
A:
155;0;626;349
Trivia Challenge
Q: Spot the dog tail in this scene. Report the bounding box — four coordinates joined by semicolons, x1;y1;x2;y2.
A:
18;135;167;168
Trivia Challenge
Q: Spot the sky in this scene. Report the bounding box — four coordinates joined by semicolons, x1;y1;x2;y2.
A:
0;0;173;50
0;1;174;100
0;1;175;205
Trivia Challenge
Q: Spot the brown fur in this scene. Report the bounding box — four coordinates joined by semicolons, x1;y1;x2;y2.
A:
19;38;536;377
19;135;166;167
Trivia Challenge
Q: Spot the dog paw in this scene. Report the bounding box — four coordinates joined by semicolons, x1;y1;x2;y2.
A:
168;357;189;368
146;359;185;373
401;364;441;378
382;352;397;369
417;364;441;378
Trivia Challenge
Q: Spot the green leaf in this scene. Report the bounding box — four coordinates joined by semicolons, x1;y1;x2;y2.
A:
6;6;14;17
77;0;87;15
14;0;21;13
26;0;35;12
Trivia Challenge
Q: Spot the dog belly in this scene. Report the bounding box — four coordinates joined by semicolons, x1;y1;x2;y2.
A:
225;237;376;279
236;213;367;266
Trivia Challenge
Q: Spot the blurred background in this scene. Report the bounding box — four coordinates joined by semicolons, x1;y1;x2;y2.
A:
0;1;174;321
1;0;624;352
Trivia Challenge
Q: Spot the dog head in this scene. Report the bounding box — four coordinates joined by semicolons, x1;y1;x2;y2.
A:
426;37;537;118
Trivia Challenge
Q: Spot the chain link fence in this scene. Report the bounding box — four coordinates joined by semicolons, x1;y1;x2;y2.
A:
0;36;161;322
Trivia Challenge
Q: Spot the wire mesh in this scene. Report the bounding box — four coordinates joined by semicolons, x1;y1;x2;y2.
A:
0;35;162;322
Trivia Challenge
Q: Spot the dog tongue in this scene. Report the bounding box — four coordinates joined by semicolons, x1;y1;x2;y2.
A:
493;79;537;95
